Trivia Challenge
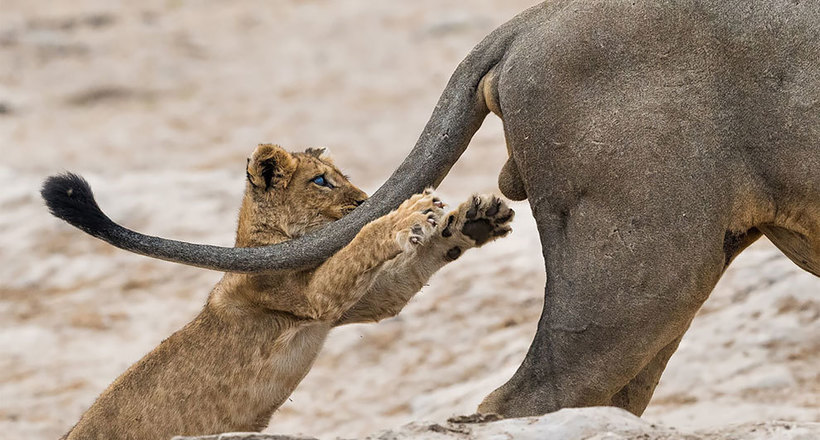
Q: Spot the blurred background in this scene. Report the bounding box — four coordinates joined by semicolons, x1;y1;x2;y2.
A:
0;1;817;438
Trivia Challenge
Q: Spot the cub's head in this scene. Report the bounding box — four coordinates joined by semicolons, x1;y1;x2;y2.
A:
239;144;367;245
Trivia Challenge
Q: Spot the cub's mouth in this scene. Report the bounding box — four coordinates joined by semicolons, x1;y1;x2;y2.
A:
340;196;368;217
317;204;359;224
341;204;359;216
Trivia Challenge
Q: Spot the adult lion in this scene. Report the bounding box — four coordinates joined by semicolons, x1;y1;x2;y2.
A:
44;0;818;418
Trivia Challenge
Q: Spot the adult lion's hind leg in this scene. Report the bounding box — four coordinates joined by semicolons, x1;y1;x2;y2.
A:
478;186;733;418
608;334;684;415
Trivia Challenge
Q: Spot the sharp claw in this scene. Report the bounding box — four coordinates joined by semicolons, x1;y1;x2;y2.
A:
466;196;480;219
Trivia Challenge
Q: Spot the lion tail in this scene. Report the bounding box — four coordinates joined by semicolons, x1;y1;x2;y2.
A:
41;173;255;271
42;173;115;241
39;23;518;273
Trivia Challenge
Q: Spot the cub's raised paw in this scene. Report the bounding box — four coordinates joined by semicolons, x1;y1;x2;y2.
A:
443;194;514;247
393;189;446;252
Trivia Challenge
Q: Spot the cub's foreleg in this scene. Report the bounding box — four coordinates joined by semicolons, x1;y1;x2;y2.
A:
336;194;514;325
303;190;445;321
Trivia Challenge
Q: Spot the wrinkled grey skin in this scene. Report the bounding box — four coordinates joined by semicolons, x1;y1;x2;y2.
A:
43;0;819;418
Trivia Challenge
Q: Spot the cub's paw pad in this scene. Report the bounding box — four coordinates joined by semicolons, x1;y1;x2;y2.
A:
445;246;462;261
453;195;514;246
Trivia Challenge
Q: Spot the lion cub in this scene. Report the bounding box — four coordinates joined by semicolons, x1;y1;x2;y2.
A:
61;144;514;440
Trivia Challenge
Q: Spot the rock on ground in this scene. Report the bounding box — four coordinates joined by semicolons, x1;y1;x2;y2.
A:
173;407;820;440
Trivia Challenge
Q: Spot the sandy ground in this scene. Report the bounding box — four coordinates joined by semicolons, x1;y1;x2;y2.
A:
0;1;817;439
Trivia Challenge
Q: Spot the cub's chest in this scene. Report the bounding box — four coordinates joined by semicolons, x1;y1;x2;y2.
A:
249;321;331;387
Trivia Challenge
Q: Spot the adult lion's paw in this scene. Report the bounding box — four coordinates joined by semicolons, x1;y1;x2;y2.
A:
444;194;514;247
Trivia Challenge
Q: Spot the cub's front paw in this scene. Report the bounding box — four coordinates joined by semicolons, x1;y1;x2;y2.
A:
393;189;446;252
444;194;514;247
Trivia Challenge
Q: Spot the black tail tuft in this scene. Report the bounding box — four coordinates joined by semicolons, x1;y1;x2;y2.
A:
41;173;114;237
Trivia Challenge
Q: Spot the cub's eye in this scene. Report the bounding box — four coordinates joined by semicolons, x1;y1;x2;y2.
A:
311;174;334;188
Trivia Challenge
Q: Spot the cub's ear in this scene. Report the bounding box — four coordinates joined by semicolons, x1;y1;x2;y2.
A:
304;147;330;158
247;144;298;190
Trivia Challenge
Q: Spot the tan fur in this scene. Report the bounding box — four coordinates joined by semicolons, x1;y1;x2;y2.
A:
62;144;514;440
